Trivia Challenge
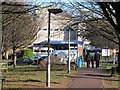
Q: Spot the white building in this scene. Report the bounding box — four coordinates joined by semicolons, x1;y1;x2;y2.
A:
32;7;89;58
33;8;87;44
33;8;73;44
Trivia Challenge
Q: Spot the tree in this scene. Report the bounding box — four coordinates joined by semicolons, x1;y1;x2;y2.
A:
2;1;69;67
84;20;119;49
63;1;120;72
1;1;41;67
97;2;120;72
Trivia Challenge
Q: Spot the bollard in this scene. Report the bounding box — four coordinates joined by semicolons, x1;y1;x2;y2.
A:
110;67;116;77
77;57;82;68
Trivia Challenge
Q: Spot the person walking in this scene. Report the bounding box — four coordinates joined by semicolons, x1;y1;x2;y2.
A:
91;56;94;68
86;52;91;68
94;52;100;68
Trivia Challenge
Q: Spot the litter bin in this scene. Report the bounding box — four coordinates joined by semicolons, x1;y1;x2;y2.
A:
77;57;82;68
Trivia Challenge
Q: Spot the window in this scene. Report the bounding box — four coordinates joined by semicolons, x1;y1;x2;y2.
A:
54;29;58;31
34;50;39;52
43;29;47;31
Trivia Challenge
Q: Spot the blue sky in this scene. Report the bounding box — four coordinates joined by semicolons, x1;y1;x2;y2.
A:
24;0;101;18
25;0;69;3
24;0;87;4
24;0;119;3
25;0;70;3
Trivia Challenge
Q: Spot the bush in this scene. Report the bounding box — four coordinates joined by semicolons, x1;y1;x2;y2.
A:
22;48;34;60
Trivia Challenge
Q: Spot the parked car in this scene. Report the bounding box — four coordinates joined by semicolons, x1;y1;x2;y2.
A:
33;56;47;65
23;58;33;65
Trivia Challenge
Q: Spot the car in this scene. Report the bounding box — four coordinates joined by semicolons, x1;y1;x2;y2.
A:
33;56;48;64
38;56;48;62
23;58;33;65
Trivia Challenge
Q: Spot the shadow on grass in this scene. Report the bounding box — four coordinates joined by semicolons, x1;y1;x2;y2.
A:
56;73;115;81
5;79;60;85
56;74;77;79
23;79;41;82
83;73;112;77
22;68;67;72
51;81;60;84
5;79;42;82
8;65;68;72
56;74;106;81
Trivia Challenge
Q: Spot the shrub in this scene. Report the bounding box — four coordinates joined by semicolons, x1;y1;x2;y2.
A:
22;48;34;60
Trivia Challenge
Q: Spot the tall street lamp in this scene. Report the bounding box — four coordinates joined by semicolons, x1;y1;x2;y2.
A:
47;8;63;87
68;27;71;74
0;18;2;64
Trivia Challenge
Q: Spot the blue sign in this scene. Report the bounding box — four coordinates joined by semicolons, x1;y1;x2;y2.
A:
50;41;83;45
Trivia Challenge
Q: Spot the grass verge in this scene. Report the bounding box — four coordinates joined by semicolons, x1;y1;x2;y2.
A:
101;63;120;88
2;65;78;89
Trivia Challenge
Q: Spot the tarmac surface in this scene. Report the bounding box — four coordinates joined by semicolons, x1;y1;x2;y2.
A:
68;68;119;89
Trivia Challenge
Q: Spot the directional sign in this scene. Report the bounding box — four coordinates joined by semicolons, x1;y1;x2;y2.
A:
102;49;110;56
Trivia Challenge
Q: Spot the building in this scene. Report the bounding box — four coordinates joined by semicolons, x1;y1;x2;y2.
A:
31;7;87;58
33;8;72;44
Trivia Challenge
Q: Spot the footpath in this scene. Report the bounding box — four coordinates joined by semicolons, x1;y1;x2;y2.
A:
68;68;119;90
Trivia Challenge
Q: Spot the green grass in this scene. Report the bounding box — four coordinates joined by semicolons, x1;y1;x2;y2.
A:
104;74;120;88
101;63;118;70
101;63;120;88
2;64;119;89
110;73;120;87
100;56;113;61
2;65;78;89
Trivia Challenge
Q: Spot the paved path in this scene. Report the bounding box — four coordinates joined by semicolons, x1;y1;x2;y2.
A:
68;68;104;89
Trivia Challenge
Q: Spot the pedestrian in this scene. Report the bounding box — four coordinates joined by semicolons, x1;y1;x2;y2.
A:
86;52;91;68
91;55;94;68
94;52;100;68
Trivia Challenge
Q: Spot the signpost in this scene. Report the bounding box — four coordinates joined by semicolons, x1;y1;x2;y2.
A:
102;49;110;56
102;49;110;65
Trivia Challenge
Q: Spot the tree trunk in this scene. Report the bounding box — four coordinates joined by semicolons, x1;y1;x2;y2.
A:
5;50;9;60
13;47;16;67
118;40;120;73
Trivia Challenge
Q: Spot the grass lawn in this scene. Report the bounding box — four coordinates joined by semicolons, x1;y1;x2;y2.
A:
2;65;78;89
103;72;120;88
101;63;120;88
2;62;120;89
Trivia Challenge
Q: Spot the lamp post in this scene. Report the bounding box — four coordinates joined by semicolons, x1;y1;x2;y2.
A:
68;27;70;74
47;8;63;87
0;12;2;90
0;18;2;64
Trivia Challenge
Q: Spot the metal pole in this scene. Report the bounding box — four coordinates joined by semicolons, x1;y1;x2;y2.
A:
0;2;2;63
46;11;51;87
77;24;79;66
106;48;108;65
68;28;70;74
0;2;2;89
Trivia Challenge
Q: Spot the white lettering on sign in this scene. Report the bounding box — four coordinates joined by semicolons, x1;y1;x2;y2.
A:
102;49;110;56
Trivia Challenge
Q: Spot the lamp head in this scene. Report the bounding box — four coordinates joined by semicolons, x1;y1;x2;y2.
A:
48;8;63;14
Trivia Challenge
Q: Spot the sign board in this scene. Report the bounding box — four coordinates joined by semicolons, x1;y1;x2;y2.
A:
102;49;110;56
50;41;83;45
64;28;77;41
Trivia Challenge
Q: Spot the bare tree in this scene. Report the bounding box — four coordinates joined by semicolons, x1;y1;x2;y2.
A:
97;2;120;72
62;1;120;72
84;20;119;48
1;1;45;67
